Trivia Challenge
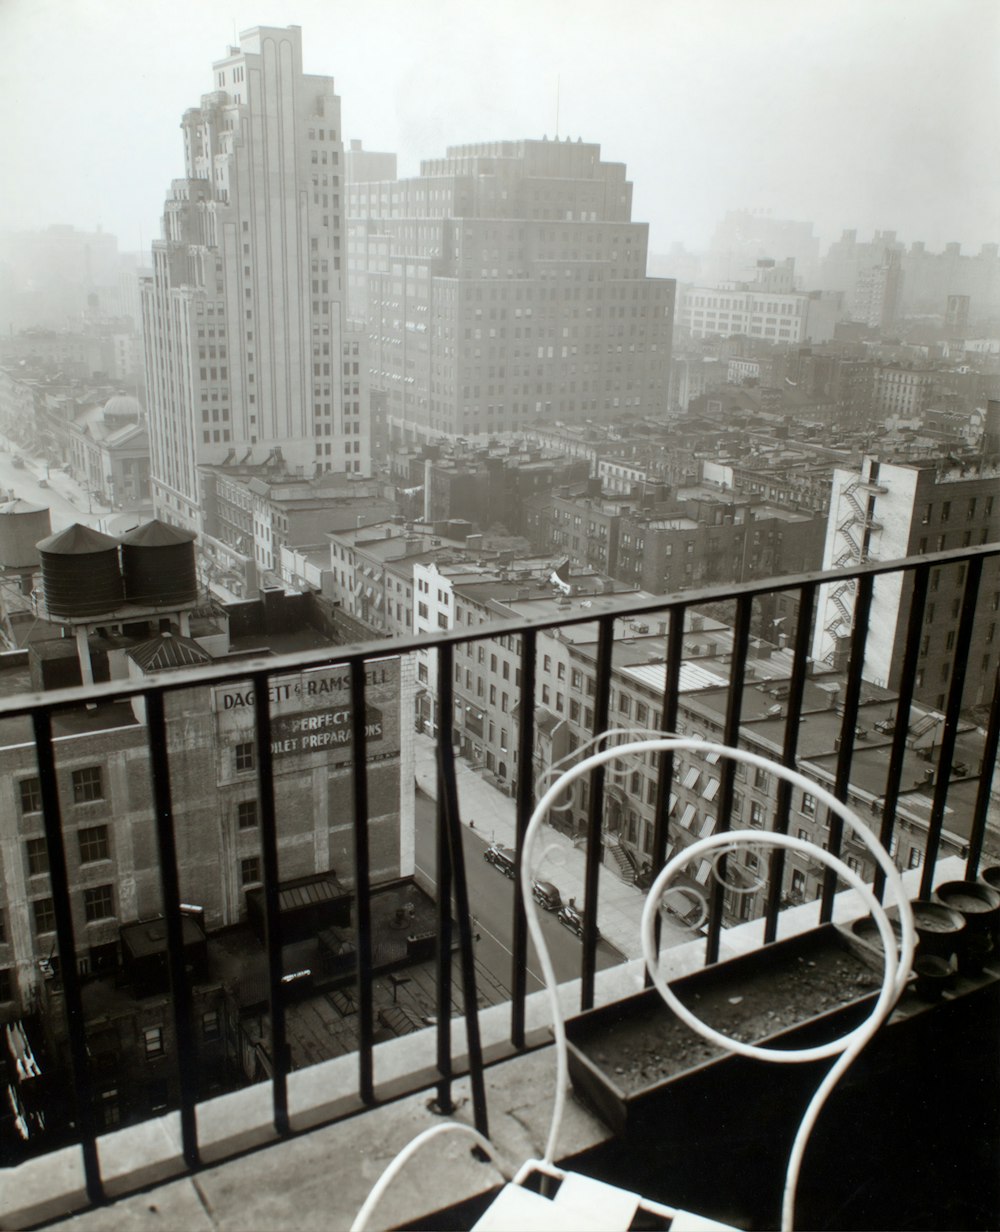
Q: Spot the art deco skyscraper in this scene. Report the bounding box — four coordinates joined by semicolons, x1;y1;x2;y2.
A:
141;26;368;530
346;138;674;440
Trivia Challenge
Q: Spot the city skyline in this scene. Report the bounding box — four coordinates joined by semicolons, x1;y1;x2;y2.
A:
1;0;997;259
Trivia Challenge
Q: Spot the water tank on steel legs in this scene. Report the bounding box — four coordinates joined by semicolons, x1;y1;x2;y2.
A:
119;519;198;607
0;500;52;569
36;523;123;618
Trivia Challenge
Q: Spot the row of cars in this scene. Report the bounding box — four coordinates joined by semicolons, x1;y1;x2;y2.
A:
484;842;599;940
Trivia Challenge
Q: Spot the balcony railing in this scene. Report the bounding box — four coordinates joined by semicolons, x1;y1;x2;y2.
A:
1;544;998;1217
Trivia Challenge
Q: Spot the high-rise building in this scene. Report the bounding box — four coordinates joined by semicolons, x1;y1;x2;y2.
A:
141;26;368;533
702;210;821;288
345;139;397;186
820;230;904;332
944;293;971;338
346;138;674;441
678;260;838;345
812;444;1000;708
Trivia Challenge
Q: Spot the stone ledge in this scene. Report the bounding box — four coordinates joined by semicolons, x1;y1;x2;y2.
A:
41;1045;610;1232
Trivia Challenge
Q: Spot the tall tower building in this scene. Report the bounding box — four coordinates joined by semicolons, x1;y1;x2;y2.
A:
141;26;369;531
346;138;674;441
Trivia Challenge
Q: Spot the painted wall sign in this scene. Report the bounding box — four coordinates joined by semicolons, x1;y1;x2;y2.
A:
213;658;400;765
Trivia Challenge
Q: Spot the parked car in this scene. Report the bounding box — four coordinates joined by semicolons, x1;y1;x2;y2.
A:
484;843;516;879
558;899;601;940
531;879;562;912
11;456;24;469
38;478;48;489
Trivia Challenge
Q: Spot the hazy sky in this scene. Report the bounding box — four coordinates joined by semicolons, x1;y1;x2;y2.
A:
2;0;997;257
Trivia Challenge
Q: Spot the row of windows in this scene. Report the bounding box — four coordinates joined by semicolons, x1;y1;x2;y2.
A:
19;767;103;813
32;885;114;933
25;825;110;876
921;495;995;524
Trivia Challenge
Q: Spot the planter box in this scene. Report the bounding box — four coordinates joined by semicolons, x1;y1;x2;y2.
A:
562;925;1000;1230
565;923;882;1137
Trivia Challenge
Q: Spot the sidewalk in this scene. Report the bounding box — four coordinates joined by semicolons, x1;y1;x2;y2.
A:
412;731;691;960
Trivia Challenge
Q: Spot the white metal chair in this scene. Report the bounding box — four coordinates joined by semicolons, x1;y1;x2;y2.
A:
352;736;914;1232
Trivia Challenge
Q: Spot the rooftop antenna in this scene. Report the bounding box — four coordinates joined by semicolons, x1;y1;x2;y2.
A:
555;75;560;139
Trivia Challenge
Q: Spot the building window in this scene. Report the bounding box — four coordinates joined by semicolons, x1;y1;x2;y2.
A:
0;968;11;1003
33;898;56;935
202;1010;221;1040
241;856;262;886
907;847;923;870
750;801;764;827
237;800;258;830
72;767;104;804
143;1026;165;1059
26;838;49;878
78;825;110;864
99;1088;120;1129
19;777;42;814
801;792;816;817
83;885;114;923
235;742;255;772
754;767;770;791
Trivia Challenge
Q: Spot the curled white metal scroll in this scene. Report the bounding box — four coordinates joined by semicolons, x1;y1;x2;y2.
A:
519;737;916;1232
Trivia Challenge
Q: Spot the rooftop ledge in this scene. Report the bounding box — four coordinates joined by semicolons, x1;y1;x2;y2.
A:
4;861;966;1232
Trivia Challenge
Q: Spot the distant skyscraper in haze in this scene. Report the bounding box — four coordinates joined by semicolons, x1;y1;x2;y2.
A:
141;26;368;531
703;210;821;288
345;139;397;186
346;138;674;441
820;230;904;333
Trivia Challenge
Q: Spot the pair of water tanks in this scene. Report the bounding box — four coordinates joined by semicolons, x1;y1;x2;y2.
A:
35;520;198;619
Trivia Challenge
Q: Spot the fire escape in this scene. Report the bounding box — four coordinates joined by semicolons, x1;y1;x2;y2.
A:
823;477;887;664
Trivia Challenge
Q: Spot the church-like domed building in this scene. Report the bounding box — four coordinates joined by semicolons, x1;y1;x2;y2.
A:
67;390;150;510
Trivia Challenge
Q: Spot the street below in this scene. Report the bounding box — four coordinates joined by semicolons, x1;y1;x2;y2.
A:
0;433;110;533
414;787;622;996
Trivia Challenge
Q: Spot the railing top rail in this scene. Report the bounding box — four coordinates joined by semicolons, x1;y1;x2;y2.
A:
0;543;996;720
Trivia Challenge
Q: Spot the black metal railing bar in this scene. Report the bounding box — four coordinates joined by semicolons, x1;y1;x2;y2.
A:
763;581;817;942
349;659;376;1106
921;555;984;898
707;591;753;963
145;690;200;1169
820;572;875;921
873;565;930;901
